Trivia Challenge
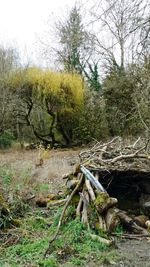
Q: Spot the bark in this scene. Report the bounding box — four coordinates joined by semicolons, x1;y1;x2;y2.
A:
85;179;96;201
105;208;120;232
117;210;149;234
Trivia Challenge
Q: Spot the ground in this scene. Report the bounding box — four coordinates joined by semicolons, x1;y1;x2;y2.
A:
0;148;150;267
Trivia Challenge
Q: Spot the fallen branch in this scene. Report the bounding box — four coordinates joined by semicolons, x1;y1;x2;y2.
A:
111;233;150;238
80;191;90;229
117;210;149;235
47;199;67;207
101;146;147;164
85;179;96;201
76;194;83;217
44;173;84;258
89;233;113;246
81;166;106;192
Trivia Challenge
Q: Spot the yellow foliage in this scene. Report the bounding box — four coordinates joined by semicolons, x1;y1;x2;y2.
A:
10;67;84;107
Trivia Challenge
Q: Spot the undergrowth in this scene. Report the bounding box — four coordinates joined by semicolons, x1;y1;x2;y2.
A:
0;206;118;267
0;161;118;266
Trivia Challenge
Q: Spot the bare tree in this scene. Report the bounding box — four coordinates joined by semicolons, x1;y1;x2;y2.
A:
0;46;19;134
91;0;149;70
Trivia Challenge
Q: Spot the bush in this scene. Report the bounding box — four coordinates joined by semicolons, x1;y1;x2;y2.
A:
0;130;14;148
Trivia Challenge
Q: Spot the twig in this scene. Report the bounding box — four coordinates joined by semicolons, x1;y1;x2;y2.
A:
44;174;84;258
47;199;67;207
79;137;120;162
111;233;150;240
132;137;141;148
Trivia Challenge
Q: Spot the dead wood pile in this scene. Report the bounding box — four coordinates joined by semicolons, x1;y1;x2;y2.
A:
45;137;150;256
79;137;150;172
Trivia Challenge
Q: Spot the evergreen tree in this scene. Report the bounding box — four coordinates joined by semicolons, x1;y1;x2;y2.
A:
57;5;89;74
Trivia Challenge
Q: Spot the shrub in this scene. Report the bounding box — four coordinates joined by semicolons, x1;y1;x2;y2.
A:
0;130;14;148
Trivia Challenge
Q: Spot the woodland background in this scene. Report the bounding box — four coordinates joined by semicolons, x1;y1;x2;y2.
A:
0;0;150;149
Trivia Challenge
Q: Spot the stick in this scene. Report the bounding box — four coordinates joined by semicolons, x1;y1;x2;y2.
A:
111;233;150;238
85;179;96;201
76;195;83;217
97;214;107;230
80;191;90;229
101;145;148;164
47;199;67;207
44;174;84;258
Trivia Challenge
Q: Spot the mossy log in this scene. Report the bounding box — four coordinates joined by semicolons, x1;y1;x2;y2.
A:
95;192;118;214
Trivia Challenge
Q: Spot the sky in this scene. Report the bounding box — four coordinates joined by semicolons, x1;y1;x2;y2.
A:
0;0;79;66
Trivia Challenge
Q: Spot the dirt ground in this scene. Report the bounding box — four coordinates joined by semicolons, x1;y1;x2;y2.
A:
1;148;150;267
116;238;150;267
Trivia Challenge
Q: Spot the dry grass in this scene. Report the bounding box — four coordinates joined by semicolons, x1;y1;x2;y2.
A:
0;148;80;194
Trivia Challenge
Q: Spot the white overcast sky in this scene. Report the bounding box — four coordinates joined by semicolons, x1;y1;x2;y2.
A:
0;0;82;65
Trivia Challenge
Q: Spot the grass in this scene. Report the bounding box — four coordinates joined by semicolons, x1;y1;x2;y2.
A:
0;205;118;267
0;164;33;188
0;150;118;266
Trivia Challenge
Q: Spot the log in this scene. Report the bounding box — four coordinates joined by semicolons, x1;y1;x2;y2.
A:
89;234;113;246
95;192;118;214
117;210;149;234
105;208;120;232
80;166;106;192
133;215;149;228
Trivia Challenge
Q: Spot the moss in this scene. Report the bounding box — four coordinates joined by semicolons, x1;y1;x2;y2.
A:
95;192;109;206
94;192;117;214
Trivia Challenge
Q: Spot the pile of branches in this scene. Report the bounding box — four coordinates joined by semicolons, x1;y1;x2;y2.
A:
45;137;150;256
79;137;150;171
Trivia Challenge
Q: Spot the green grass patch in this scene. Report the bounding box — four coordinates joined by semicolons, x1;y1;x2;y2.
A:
0;204;118;266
